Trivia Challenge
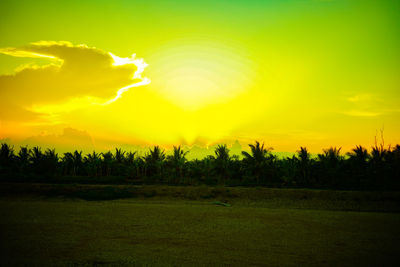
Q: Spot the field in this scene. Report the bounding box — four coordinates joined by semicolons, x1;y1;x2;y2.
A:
1;184;400;266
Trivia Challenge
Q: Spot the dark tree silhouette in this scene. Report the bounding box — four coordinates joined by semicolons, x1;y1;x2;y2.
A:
242;141;276;185
43;148;59;175
1;141;399;190
144;146;166;181
0;143;15;173
296;147;313;186
17;146;31;173
316;147;343;188
166;146;188;184
346;145;369;189
102;151;114;176
85;151;102;177
214;145;230;183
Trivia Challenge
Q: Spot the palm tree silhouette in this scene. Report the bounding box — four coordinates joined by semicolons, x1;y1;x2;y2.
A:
0;143;15;172
17;146;31;173
30;146;43;163
167;146;189;183
62;152;74;175
144;146;166;179
124;151;138;177
125;151;137;164
242;141;274;185
62;150;83;176
114;148;126;164
317;147;343;187
318;147;342;163
296;147;312;186
113;148;126;176
101;151;114;176
347;146;369;162
85;151;102;176
43;148;59;174
73;151;83;175
0;143;14;160
2;139;399;190
146;146;166;162
214;144;230;183
346;145;369;188
30;146;44;174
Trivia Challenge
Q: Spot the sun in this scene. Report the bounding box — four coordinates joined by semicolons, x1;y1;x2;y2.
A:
146;39;256;111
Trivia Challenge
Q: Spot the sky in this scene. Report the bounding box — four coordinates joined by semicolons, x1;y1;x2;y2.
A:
0;0;399;156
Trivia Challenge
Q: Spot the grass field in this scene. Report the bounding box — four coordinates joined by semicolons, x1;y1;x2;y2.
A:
1;187;399;266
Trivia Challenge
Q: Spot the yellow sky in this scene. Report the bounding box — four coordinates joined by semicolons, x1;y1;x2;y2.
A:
0;0;399;155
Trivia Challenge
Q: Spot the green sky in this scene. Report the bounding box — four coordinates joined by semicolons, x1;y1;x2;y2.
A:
0;0;399;154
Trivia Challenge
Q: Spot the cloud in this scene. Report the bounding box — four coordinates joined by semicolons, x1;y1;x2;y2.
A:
346;93;377;103
342;93;383;117
341;110;382;117
21;127;95;152
0;41;150;122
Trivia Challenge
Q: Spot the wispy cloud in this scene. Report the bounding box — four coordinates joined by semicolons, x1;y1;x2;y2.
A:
341;110;382;117
342;93;383;117
346;93;380;103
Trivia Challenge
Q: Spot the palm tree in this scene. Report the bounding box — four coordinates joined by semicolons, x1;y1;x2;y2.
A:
166;146;189;183
17;146;31;172
242;141;272;162
317;147;343;188
62;152;74;175
319;147;342;161
114;148;126;164
30;146;43;163
0;143;14;160
62;150;82;176
346;145;369;188
386;145;400;189
113;148;126;175
18;146;30;162
43;148;59;175
124;151;142;178
101;151;114;176
241;141;274;185
144;146;166;180
370;145;386;164
30;146;44;174
72;150;83;175
298;147;311;162
146;146;166;162
0;143;15;173
202;155;217;184
85;151;102;176
296;147;312;186
347;145;369;163
214;144;230;183
125;151;137;164
369;141;390;189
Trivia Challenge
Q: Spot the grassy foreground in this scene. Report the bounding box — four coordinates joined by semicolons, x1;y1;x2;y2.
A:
1;195;399;266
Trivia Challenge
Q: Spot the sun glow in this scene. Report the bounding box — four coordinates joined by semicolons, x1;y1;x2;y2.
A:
147;39;256;111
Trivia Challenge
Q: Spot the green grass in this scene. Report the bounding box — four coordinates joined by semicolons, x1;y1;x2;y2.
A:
1;196;399;266
1;183;400;212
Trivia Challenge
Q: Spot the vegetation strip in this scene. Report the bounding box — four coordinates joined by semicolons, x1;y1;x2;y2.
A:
1;142;399;191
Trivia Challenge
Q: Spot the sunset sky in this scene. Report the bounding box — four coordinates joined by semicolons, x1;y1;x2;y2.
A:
0;0;399;156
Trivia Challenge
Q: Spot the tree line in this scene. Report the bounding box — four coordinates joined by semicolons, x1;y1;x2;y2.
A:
0;141;399;190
